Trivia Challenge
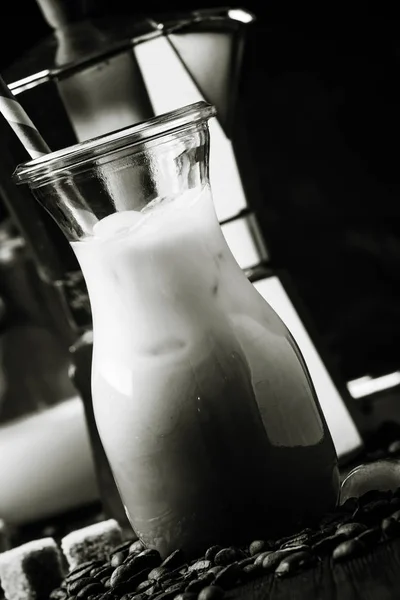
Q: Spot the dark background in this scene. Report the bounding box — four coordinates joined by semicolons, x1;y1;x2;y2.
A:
1;2;400;386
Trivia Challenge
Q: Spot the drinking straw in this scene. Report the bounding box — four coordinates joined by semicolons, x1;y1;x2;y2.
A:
0;74;51;158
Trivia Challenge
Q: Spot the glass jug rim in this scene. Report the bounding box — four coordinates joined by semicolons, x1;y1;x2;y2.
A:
13;101;216;185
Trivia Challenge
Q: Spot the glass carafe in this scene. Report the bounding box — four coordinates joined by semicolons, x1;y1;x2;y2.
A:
14;101;340;558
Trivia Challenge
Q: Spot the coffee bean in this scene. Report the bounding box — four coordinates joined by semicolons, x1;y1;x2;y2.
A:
359;490;391;506
262;547;309;573
98;593;119;600
205;546;222;563
389;497;400;511
319;513;350;529
111;552;126;568
390;509;400;521
214;548;244;566
111;541;136;556
163;581;187;594
275;551;315;577
355;528;381;547
279;533;312;550
340;497;359;514
336;522;368;538
50;587;68;600
188;560;212;573
137;549;161;560
237;556;256;568
388;440;400;456
101;577;111;588
148;567;170;581
76;583;104;600
241;563;262;582
214;563;240;589
151;590;182;600
158;568;187;585
129;541;146;555
160;550;186;570
185;572;215;593
66;563;104;584
136;581;154;592
361;499;391;523
91;566;114;580
207;566;224;577
332;539;366;562
144;584;158;596
248;540;268;556
174;594;197;600
382;517;400;539
68;578;97;595
121;553;162;578
312;534;346;555
198;585;225;600
254;551;273;566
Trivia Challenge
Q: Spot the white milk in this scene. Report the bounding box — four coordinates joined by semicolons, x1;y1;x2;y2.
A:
71;185;339;557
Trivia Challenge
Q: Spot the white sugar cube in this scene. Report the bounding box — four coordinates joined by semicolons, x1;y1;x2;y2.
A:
0;538;63;600
61;518;123;570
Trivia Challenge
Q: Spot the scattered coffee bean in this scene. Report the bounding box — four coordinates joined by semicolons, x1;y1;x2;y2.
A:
129;541;146;555
188;560;212;573
207;566;224;577
111;553;126;568
279;533;312;550
336;522;367;538
173;594;197;600
319;513;350;529
253;552;273;566
66;562;104;584
388;440;400;456
237;555;256;568
98;593;118;600
160;550;185;570
332;539;365;562
389;509;400;522
111;542;135;556
50;587;69;600
382;517;400;539
158;567;187;585
275;551;315;577
340;497;359;514
248;540;268;556
204;546;222;563
197;585;224;600
361;500;391;523
122;553;162;578
214;548;244;566
240;564;262;582
262;547;309;573
163;581;186;594
148;567;169;581
214;563;241;589
355;528;381;547
185;573;215;593
359;489;392;506
312;534;346;556
389;497;400;511
68;577;98;595
91;566;114;580
136;581;154;592
101;577;111;588
76;583;104;599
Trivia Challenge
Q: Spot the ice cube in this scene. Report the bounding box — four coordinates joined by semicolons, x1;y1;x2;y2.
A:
93;211;144;239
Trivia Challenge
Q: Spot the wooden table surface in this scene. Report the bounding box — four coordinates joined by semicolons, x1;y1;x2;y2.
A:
229;536;400;600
